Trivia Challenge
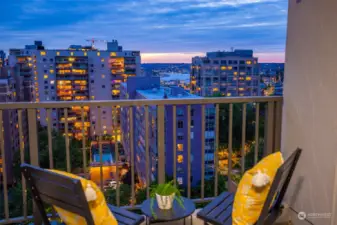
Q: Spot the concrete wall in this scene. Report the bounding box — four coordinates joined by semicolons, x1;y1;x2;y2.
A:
282;0;337;224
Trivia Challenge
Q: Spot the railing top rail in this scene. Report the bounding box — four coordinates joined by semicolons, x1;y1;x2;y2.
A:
0;96;282;109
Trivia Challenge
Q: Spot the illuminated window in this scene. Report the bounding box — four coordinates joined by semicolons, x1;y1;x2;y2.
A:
227;93;231;97
101;58;105;62
50;80;55;84
103;130;107;135
97;52;100;56
102;74;105;79
49;69;54;73
103;125;107;129
246;77;252;81
110;52;116;57
246;60;252;65
239;88;245;91
84;52;87;56
228;66;233;70
70;52;74;56
68;57;75;62
56;52;60;56
44;75;48;79
221;66;227;70
91;96;95;100
40;51;46;56
234;72;238;75
177;155;184;163
177;144;183;151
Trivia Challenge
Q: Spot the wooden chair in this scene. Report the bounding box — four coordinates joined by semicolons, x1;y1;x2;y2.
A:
21;164;144;225
197;148;302;225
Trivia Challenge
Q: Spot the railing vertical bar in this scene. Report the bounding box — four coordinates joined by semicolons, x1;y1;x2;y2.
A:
97;107;103;190
157;105;165;184
187;105;191;198
18;110;27;218
28;109;39;166
265;101;275;156
214;104;219;197
129;107;135;205
113;106;120;206
27;108;39;222
274;100;282;151
241;104;247;174
254;103;260;165
0;110;9;220
145;106;150;199
201;105;205;199
172;105;177;187
228;104;233;192
47;109;53;169
81;107;87;177
64;108;70;172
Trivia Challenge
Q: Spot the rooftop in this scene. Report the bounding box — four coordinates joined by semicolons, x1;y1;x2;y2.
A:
137;86;202;99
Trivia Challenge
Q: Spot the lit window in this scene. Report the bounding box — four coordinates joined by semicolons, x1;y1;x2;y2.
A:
97;52;100;56
68;57;75;62
91;96;95;100
101;58;105;62
70;52;74;56
40;51;46;56
102;74;105;79
177;155;183;163
234;72;238;75
227;93;231;97
246;60;252;65
246;77;252;81
56;52;60;56
103;130;107;135
103;125;107;129
228;66;233;70
49;69;54;73
110;52;116;57
44;75;48;79
177;144;183;151
177;177;183;185
50;80;55;84
221;66;227;70
84;52;87;56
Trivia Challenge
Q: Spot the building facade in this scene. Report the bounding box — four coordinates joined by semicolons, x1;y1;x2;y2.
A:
8;40;141;139
120;76;215;187
0;50;6;68
191;50;260;97
0;66;28;185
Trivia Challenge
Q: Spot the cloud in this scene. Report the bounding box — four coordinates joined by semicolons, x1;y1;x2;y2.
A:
0;0;288;62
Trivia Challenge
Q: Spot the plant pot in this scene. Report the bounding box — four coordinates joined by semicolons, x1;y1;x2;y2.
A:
156;193;175;210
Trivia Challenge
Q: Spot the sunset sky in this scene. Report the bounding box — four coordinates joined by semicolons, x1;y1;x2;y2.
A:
0;0;288;63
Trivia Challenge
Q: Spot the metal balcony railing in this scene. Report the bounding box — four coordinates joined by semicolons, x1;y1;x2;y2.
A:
0;96;282;224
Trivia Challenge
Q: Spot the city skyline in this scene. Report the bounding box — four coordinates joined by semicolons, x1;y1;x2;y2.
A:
1;0;287;63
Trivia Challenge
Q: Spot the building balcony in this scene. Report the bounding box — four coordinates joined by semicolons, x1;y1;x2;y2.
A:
0;96;294;225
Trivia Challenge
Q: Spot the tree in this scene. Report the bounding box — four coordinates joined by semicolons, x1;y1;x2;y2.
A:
191;175;228;199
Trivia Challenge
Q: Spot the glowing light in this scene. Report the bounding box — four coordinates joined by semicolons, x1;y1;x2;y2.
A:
44;75;48;79
40;51;46;56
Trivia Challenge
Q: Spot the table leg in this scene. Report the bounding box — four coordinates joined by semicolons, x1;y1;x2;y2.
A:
191;215;193;225
184;217;186;225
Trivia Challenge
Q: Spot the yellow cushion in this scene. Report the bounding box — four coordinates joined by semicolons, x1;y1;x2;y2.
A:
232;152;284;225
49;170;117;225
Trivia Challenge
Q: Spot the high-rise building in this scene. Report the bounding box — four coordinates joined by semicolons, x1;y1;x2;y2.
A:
8;40;141;139
0;50;6;68
120;76;215;187
0;66;28;185
191;50;260;97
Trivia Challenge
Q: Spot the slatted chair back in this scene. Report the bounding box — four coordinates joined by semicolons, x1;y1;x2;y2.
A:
256;148;302;225
21;163;95;225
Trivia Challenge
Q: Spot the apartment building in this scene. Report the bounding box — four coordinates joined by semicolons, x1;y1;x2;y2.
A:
8;40;141;139
191;50;260;97
120;76;215;187
0;66;28;185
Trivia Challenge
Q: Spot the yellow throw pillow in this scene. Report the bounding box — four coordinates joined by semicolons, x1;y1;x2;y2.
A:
232;152;284;225
49;170;117;225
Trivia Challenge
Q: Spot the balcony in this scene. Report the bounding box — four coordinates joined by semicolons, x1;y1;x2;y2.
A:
0;96;293;225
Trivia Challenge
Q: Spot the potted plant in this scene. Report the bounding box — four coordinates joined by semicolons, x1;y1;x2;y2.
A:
150;181;184;216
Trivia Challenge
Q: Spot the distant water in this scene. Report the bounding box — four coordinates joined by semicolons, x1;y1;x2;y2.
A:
160;73;190;83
